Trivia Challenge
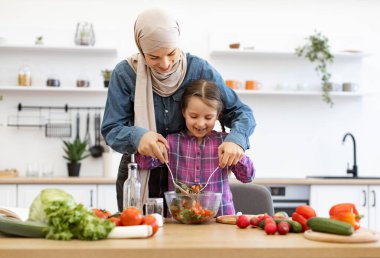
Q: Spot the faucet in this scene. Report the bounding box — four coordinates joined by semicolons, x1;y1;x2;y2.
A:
342;132;358;178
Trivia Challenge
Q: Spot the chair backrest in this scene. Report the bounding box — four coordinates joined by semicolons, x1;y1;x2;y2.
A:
230;183;274;215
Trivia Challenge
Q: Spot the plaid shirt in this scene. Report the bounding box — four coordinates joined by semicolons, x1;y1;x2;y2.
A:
136;130;255;216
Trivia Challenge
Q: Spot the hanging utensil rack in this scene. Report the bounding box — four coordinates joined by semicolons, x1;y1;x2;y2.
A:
7;102;104;129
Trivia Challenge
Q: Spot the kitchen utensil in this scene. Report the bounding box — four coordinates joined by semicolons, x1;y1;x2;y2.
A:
75;112;80;140
164;191;222;224
198;166;220;192
304;229;379;243
84;112;91;145
165;163;190;195
89;113;104;158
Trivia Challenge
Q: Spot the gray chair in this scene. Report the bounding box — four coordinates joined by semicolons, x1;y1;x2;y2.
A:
230;183;274;215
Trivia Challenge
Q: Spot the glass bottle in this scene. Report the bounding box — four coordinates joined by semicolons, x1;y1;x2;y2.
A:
18;64;32;86
123;154;142;211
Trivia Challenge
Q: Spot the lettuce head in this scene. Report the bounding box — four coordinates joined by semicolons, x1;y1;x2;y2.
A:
28;188;75;224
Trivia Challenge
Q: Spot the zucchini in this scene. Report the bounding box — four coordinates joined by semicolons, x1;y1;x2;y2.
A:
273;218;302;233
0;216;47;238
307;217;354;236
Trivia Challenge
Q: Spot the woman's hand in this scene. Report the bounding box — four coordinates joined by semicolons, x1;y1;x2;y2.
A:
138;131;169;163
218;142;244;168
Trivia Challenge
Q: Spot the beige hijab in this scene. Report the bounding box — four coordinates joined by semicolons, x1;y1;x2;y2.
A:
127;8;187;206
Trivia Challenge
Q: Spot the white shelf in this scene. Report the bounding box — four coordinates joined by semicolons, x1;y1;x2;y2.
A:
210;49;370;59
0;85;107;93
0;44;118;55
233;89;365;97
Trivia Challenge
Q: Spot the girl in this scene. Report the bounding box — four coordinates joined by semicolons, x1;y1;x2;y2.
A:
137;80;255;216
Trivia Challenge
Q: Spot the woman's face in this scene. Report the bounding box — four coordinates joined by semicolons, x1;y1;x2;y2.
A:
182;96;219;143
144;48;179;73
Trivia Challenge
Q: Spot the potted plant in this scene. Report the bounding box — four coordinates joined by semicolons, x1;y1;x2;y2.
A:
63;139;89;177
295;31;335;107
101;69;112;88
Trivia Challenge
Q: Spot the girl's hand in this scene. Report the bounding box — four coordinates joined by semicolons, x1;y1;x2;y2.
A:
138;131;169;163
218;142;244;168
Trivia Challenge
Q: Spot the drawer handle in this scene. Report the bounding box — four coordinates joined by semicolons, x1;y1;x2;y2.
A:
90;189;93;207
372;190;376;207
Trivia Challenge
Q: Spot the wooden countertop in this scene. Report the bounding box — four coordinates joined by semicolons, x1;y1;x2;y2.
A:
0;222;379;258
1;177;380;185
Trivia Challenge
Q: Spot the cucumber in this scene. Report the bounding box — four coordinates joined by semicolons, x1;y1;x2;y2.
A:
307;217;354;236
273;218;302;233
0;216;47;238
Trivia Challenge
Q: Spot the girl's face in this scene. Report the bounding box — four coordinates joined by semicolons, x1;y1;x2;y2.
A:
182;96;219;143
144;47;179;73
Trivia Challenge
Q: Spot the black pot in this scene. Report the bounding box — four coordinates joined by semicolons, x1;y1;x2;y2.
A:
67;163;81;177
104;80;109;88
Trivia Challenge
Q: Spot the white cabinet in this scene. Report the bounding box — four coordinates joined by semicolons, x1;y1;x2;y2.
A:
310;185;380;232
17;184;97;209
368;186;380;232
0;184;17;207
97;184;119;213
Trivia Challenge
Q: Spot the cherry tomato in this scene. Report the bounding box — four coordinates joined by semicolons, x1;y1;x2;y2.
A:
142;215;159;236
236;215;250;229
120;207;143;226
264;223;277;235
92;208;112;219
277;221;290;235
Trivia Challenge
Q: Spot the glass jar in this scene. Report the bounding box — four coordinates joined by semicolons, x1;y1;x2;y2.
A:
74;22;96;46
18;64;32;86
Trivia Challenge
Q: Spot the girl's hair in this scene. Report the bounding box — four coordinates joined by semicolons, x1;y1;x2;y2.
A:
181;79;226;132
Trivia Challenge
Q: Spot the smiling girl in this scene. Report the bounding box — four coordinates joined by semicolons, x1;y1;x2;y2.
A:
137;80;255;216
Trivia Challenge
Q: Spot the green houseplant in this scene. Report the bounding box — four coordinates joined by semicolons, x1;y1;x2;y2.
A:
295;31;335;107
63;139;89;177
101;69;112;88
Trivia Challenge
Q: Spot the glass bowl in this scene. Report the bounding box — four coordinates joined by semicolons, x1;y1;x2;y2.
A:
164;191;222;224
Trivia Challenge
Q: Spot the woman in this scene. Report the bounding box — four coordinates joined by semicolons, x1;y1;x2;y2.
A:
101;8;256;213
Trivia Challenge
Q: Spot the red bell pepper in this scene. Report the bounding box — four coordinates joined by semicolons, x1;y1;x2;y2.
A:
329;203;363;230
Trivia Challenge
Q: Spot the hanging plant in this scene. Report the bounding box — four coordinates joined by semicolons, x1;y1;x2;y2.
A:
295;31;334;107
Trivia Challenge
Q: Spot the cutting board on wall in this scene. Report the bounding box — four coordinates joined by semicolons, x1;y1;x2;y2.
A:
304;229;379;243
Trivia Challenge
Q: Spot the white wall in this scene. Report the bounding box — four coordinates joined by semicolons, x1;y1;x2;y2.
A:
1;0;380;178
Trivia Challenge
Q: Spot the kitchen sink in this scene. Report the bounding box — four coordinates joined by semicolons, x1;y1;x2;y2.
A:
307;176;380;179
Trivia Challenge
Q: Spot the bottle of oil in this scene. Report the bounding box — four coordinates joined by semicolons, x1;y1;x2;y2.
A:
123;154;142;211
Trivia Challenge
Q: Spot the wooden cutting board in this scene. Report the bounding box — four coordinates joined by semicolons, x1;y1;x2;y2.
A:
216;214;261;225
304;229;379;243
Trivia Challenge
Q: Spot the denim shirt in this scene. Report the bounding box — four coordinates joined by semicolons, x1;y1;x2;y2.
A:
101;53;256;155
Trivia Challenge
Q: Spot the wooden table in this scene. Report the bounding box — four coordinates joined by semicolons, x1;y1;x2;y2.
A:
0;222;379;258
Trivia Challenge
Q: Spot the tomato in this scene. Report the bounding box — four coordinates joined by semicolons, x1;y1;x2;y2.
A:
92;208;112;219
142;215;159;236
277;221;290;235
236;215;250;229
295;205;317;219
264;223;277;235
250;217;260;227
120;207;143;226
